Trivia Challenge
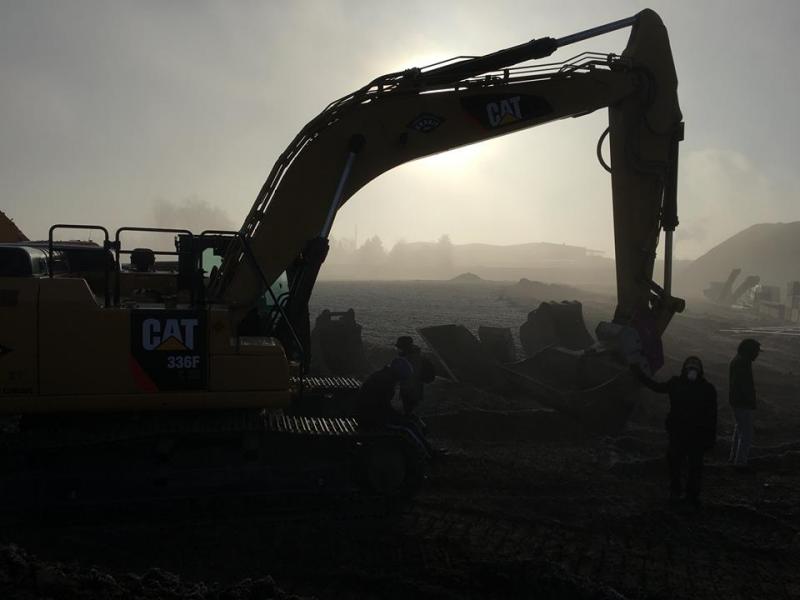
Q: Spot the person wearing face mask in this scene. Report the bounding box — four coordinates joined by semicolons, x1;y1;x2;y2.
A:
632;357;718;507
728;338;761;467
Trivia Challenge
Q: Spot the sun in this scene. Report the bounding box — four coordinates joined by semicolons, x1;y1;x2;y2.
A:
416;141;489;173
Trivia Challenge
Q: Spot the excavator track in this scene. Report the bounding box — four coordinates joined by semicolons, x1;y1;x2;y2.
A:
290;375;363;415
0;409;426;508
2;410;358;450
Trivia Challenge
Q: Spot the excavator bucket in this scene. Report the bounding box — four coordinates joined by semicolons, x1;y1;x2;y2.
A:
500;348;637;434
420;303;638;433
477;326;516;364
514;301;638;432
309;308;371;376
519;301;594;357
417;324;504;387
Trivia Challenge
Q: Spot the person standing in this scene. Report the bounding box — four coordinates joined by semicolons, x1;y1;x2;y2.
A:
729;338;761;467
395;336;435;416
633;357;718;507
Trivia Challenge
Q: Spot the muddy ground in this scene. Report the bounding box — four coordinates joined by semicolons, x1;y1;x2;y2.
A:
2;282;799;599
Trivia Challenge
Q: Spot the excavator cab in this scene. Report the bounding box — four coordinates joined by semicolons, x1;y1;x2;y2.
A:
0;224;291;414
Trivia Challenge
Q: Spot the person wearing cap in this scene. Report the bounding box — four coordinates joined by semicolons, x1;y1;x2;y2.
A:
729;338;761;467
632;357;718;507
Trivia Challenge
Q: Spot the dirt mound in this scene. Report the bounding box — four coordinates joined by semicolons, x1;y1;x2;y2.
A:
0;211;26;243
681;222;800;294
0;544;306;600
448;272;484;283
500;278;597;307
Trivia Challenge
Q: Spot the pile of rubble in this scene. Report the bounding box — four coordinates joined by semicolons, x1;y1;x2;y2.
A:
312;297;639;434
704;268;800;323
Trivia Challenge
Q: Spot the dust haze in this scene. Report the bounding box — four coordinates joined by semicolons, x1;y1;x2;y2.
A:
3;2;800;599
2;1;800;260
152;196;237;234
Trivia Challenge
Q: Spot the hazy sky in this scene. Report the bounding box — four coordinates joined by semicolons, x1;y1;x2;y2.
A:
2;1;799;259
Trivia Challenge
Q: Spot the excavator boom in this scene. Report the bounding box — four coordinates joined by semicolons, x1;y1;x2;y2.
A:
211;9;684;371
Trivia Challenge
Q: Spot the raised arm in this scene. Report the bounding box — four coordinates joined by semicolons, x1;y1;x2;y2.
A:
631;364;672;394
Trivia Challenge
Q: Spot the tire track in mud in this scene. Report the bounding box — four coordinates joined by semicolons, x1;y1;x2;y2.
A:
394;496;799;600
2;490;797;599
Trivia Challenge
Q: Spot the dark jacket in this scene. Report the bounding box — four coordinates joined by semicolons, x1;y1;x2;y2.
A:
635;363;718;450
729;354;757;409
355;365;401;427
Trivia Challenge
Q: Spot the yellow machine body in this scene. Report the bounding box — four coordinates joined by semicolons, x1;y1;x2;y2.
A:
0;273;290;414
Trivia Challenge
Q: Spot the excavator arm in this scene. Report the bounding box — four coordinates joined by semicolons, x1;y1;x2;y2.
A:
211;9;684;371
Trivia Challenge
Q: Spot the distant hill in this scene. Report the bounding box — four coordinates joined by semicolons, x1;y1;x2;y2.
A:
323;239;616;282
449;272;484;283
680;222;800;296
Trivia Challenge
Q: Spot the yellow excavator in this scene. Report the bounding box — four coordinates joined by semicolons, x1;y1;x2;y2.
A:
0;9;683;502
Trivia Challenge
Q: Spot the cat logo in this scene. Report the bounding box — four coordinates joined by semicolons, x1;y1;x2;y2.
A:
131;311;207;390
142;318;199;351
461;93;552;130
486;96;523;127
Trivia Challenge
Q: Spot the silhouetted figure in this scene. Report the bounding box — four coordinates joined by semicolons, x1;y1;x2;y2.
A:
395;336;436;415
356;355;436;457
633;357;717;506
355;358;413;428
729;338;761;467
395;336;422;415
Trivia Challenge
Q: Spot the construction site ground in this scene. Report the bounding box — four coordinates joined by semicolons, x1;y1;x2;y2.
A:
2;280;799;599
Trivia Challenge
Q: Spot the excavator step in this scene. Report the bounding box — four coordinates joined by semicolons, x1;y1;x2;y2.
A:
291;376;363;393
2;409;360;453
265;411;358;436
291;376;363;416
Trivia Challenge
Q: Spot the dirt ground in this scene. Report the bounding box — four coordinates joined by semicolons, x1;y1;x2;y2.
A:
2;290;799;599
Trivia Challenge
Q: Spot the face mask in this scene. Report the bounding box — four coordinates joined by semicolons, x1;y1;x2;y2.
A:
686;369;698;381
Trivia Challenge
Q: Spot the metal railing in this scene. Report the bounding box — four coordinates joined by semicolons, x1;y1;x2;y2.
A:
47;224;112;307
113;226;193;306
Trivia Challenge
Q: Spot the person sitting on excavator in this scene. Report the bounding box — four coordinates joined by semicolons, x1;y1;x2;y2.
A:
632;357;717;507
